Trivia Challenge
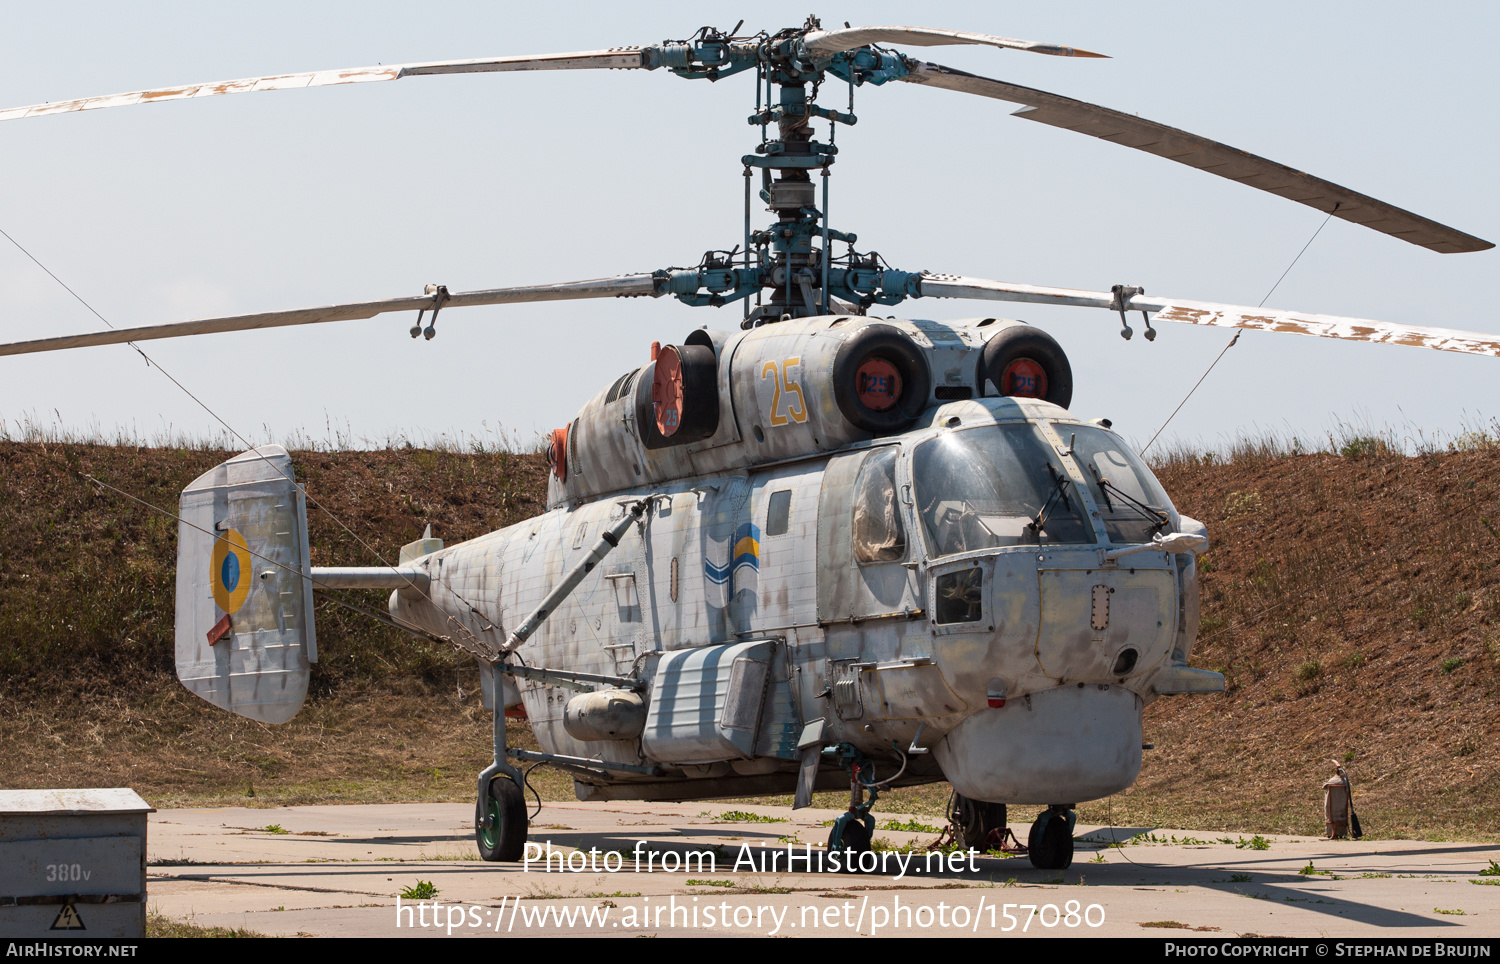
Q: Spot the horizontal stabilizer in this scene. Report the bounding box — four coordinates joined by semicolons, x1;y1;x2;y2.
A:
175;446;316;724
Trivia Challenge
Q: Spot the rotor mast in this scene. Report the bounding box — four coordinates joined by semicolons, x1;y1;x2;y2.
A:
746;21;856;323
653;17;914;325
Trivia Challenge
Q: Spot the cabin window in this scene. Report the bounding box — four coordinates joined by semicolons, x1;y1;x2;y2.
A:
913;424;1091;557
765;489;792;536
851;447;906;564
934;567;984;624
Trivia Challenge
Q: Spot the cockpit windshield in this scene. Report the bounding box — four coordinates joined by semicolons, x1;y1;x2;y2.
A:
912;423;1092;557
1063;424;1175;545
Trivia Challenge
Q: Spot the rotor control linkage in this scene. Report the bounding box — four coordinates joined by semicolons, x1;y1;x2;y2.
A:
411;283;449;340
497;498;649;656
1110;284;1155;341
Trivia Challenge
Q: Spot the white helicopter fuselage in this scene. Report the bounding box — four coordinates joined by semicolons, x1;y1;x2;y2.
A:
385;314;1217;807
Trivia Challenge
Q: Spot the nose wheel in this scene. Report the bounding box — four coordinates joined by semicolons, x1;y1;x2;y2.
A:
826;811;874;862
1027;805;1075;870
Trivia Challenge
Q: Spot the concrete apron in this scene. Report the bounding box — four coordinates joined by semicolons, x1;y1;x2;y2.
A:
144;801;1500;938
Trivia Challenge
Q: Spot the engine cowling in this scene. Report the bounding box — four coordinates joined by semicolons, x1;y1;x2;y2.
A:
546;316;1072;505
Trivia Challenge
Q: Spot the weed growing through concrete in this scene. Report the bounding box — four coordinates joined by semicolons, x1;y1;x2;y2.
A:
400;881;438;900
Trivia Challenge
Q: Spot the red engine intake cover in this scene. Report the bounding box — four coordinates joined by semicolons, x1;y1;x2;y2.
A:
549;426;568;482
854;357;902;412
652;346;685;437
1000;358;1048;398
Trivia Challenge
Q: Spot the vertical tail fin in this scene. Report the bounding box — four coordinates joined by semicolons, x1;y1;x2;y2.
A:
175;446;316;723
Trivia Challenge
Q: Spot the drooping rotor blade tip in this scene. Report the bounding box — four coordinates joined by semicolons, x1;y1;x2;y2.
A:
900;61;1491;254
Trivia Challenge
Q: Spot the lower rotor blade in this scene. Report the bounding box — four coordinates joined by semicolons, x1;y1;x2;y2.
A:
899;60;1493;255
0;50;648;123
916;274;1500;359
801;26;1105;59
0;275;658;357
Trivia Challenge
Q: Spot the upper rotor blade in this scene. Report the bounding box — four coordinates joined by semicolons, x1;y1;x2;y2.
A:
0;50;647;123
0;275;658;357
917;274;1500;359
801;26;1106;59
900;60;1493;255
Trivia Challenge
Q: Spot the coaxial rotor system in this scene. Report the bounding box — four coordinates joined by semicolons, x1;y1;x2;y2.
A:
0;16;1491;358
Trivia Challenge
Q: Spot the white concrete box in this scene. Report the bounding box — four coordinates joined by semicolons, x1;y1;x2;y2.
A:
0;788;153;938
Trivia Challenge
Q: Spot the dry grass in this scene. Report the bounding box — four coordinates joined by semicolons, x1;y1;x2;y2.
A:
1136;438;1500;839
147;910;269;938
0;439;551;806
3;436;1498;841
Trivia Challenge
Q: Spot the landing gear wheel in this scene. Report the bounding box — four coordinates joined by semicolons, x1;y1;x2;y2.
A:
1027;809;1074;870
477;776;528;862
953;795;1007;852
828;815;873;873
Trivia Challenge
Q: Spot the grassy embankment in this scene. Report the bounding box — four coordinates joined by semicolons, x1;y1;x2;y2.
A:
2;430;1497;839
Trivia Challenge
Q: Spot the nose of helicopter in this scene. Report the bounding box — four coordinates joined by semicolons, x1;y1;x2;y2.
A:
927;549;1177;805
932;681;1143;804
1036;566;1177;683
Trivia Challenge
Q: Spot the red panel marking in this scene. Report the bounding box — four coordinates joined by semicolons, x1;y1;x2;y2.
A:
207;613;232;646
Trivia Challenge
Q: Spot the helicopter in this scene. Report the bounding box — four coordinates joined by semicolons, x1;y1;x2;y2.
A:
1;13;1496;871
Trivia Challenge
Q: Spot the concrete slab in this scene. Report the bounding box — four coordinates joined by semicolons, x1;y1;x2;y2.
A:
144;802;1500;938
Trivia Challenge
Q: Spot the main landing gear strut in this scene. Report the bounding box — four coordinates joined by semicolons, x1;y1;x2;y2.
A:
475;668;528;862
953;794;1011;852
825;743;909;868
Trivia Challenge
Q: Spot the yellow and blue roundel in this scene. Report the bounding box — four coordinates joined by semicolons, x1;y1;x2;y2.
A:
210;528;252;614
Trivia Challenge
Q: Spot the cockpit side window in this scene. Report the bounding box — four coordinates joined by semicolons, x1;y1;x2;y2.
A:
851;446;906;564
1063;425;1175;545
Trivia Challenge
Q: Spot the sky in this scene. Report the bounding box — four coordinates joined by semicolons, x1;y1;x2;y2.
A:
0;2;1495;456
